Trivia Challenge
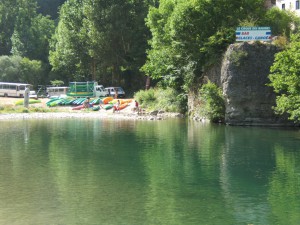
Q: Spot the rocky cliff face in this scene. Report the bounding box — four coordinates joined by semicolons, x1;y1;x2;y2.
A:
188;41;296;125
221;42;292;126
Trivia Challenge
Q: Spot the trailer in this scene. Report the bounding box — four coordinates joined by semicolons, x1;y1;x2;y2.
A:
67;81;108;97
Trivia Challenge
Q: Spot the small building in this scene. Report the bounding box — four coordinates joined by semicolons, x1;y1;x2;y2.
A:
275;0;300;15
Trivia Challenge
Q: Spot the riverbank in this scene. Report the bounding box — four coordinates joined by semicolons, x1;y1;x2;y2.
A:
0;97;184;121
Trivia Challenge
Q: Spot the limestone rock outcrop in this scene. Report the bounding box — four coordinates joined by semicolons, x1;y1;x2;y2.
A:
221;42;291;125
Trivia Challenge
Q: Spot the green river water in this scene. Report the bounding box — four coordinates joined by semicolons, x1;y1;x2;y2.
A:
0;118;300;225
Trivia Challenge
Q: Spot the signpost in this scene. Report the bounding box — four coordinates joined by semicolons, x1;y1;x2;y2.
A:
236;27;272;42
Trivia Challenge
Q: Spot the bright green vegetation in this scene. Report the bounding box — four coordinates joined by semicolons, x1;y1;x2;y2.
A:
269;34;300;122
0;105;61;113
134;87;186;113
197;82;225;122
14;99;41;106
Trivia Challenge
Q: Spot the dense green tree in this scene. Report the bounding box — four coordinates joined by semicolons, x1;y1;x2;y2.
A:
0;0;18;55
142;0;267;91
0;55;22;82
30;15;56;62
11;0;55;63
49;0;90;82
11;0;38;57
84;0;150;86
50;0;151;89
263;7;300;37
20;57;45;87
269;34;300;122
0;55;45;87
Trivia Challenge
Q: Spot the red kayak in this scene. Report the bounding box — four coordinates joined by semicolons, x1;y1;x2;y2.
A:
72;103;93;110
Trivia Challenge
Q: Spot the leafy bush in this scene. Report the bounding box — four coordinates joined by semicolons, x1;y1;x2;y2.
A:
134;88;157;110
268;33;300;122
273;35;288;48
134;87;185;113
197;81;225;123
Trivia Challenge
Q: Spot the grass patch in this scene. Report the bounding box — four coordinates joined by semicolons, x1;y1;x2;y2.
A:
0;104;63;113
15;99;42;105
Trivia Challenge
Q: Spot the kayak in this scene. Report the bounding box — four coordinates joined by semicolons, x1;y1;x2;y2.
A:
92;106;100;111
72;103;93;110
102;96;113;104
72;105;85;110
104;104;113;110
109;99;133;104
113;102;128;111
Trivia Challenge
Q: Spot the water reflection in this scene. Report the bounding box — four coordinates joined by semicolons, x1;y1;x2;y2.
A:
0;119;300;224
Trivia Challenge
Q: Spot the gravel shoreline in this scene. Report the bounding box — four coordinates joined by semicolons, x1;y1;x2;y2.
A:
0;111;185;121
0;97;185;121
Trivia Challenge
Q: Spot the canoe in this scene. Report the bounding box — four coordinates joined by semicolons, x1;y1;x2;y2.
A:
48;99;62;107
104;104;113;110
119;102;128;110
102;96;113;104
92;106;100;111
109;99;133;104
113;102;128;111
91;98;101;105
72;105;85;110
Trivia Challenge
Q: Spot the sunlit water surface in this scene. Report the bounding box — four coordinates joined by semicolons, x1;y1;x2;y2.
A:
0;118;300;225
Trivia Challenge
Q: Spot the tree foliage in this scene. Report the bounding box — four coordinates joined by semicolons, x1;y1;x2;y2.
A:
0;0;17;55
49;0;89;82
269;34;300;122
50;0;151;88
262;7;300;37
0;55;45;87
198;81;225;123
11;0;55;62
142;0;267;91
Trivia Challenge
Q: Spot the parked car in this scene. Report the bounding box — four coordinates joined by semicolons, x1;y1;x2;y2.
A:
105;87;126;98
29;90;38;99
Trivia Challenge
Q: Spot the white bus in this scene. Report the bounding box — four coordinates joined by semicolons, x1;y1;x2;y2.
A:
46;86;69;98
0;82;32;98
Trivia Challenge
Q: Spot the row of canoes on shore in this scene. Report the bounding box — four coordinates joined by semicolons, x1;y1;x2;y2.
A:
46;96;133;111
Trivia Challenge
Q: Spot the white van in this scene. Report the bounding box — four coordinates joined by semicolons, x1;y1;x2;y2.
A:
47;87;69;98
95;85;109;97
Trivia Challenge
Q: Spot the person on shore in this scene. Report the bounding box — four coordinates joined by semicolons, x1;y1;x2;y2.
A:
133;100;140;114
114;88;118;99
113;99;120;113
83;97;91;109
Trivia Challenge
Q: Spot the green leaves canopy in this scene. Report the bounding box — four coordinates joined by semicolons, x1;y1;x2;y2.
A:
269;34;300;122
50;0;151;86
142;0;266;90
0;55;45;87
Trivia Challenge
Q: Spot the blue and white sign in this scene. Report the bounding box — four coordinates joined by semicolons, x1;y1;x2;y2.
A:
236;27;272;42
